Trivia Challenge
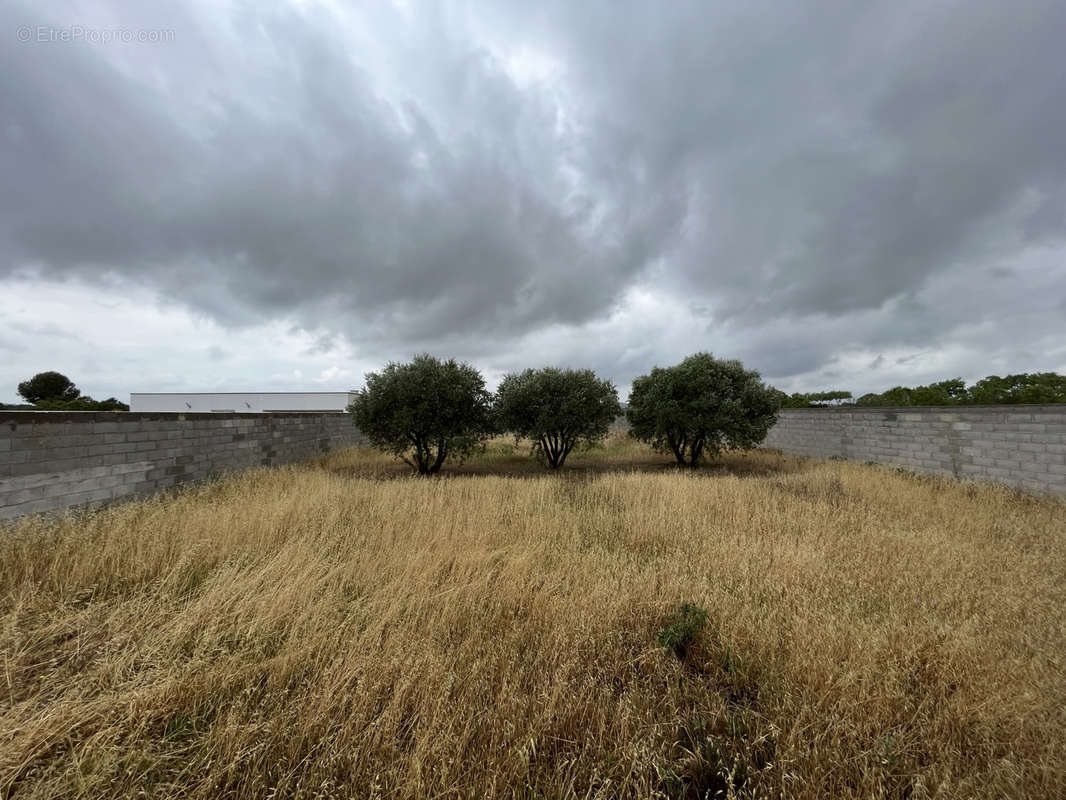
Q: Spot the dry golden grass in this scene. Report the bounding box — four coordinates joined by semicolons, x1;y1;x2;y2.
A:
1;434;1064;799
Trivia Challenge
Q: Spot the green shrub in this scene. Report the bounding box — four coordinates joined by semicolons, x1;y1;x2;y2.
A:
495;366;621;468
627;353;780;467
657;602;709;659
348;354;494;474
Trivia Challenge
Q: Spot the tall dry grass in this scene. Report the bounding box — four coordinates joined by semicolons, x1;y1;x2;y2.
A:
1;435;1064;799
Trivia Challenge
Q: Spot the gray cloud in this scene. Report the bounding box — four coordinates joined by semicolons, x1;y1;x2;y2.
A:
2;0;646;341
496;0;1066;319
1;0;1064;402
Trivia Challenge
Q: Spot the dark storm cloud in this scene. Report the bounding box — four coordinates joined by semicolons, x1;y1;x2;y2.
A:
2;1;642;339
1;0;1064;389
484;0;1066;318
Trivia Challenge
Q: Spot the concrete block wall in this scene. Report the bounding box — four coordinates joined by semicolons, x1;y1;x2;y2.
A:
0;412;365;520
764;405;1066;495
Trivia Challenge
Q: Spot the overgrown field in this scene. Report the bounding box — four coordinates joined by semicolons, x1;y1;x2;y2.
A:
2;435;1064;799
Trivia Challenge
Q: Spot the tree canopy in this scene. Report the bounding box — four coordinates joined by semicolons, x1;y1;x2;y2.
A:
13;371;129;410
17;371;81;405
348;354;494;474
626;353;780;467
779;373;1066;407
776;389;853;408
854;373;1066;406
33;396;130;411
495;367;621;468
965;373;1066;405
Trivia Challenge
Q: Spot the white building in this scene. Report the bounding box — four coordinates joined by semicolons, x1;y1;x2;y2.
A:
129;391;357;413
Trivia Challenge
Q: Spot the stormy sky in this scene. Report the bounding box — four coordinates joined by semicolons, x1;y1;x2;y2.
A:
2;0;1065;404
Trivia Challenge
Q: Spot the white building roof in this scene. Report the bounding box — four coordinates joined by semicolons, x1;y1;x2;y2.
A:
129;391;356;413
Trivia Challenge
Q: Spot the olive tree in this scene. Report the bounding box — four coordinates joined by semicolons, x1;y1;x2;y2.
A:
626;353;780;467
495;367;621;468
17;371;81;405
348;355;494;474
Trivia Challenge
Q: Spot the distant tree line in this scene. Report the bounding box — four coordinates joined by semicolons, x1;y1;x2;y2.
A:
1;371;129;411
776;372;1066;408
776;390;855;408
350;352;780;474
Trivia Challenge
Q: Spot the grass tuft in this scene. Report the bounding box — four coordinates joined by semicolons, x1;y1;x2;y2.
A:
657;602;709;661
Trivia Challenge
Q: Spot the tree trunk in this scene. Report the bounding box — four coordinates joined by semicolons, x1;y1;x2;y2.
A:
428;440;447;474
543;433;564;468
558;436;575;468
667;431;687;465
688;437;705;468
415;438;429;474
409;434;439;475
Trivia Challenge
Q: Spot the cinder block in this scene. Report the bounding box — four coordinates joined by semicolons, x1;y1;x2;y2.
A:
111;462;151;476
1018;423;1046;433
15;457;82;475
63;475;111;494
31;422;75;437
37;434;91;449
111;484;139;501
0;497;62;519
6;485;49;505
11;436;46;452
65;487;116;505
